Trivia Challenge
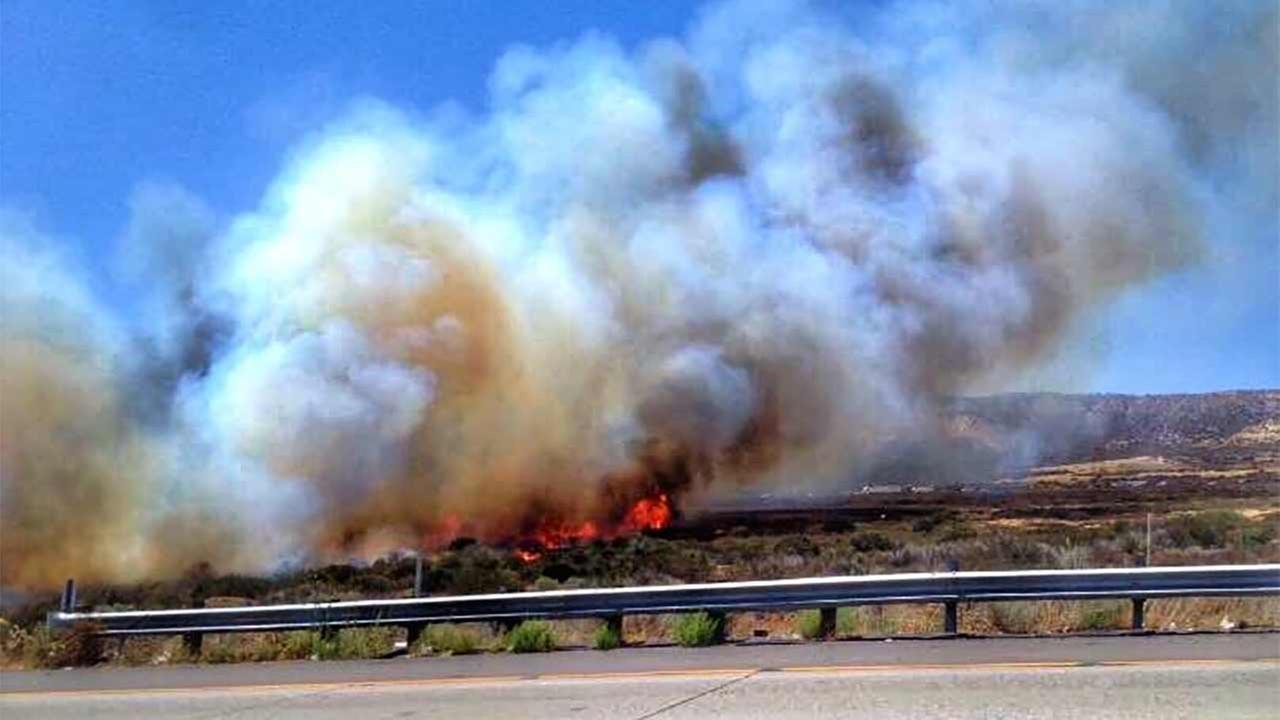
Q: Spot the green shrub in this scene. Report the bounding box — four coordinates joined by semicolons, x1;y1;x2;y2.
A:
330;627;395;659
912;511;959;535
774;536;818;556
835;607;860;636
532;576;562;592
417;624;481;656
985;536;1052;567
280;631;319;660
850;532;895;552
671;612;723;647
938;522;978;542
912;515;942;534
795;610;824;639
1165;510;1245;549
1243;522;1277;549
507;620;556;653
447;546;522;595
837;606;898;636
262;627;396;661
593;622;621;650
1077;602;1127;631
277;631;336;661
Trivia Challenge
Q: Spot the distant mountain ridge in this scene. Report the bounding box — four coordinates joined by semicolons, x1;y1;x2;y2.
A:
948;390;1279;465
857;390;1279;487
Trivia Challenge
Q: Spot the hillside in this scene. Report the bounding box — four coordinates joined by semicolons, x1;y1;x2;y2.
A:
950;390;1278;479
846;390;1279;489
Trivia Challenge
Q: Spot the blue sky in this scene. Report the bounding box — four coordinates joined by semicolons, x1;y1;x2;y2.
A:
2;0;1275;393
1;1;702;276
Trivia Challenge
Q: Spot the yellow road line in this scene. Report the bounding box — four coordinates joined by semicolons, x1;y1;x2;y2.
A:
0;675;529;699
778;658;1280;674
1098;658;1280;668
2;657;1276;699
546;668;753;681
779;661;1080;673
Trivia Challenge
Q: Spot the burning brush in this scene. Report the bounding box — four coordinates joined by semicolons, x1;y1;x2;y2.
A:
511;492;674;563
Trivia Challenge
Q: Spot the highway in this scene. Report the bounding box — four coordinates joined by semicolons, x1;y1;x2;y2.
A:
3;634;1278;718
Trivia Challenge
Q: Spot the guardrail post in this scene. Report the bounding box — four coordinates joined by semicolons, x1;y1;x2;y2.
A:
819;607;837;639
943;559;960;636
606;614;624;645
1131;598;1146;631
708;611;727;643
182;632;203;656
405;623;424;648
60;579;76;613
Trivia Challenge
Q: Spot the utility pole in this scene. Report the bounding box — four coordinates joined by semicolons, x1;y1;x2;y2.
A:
406;554;427;649
414;554;425;597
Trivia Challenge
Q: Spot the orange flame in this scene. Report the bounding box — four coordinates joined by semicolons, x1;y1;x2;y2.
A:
511;493;672;563
513;548;543;563
621;492;672;532
533;519;600;549
423;514;463;549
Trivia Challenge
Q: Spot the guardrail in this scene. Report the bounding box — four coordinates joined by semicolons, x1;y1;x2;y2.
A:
48;564;1280;652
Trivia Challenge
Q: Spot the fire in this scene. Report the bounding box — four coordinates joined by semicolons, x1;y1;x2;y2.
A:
621;492;672;532
510;519;599;564
513;548;543;563
532;519;600;549
510;493;674;563
424;514;463;548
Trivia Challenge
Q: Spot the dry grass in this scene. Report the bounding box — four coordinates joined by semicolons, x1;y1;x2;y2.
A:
411;624;486;656
0;621;104;668
837;605;944;637
98;627;399;666
1146;597;1280;631
780;598;1280;639
111;635;190;665
961;600;1129;635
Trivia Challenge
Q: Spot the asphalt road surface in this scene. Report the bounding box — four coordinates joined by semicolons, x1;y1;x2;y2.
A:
3;634;1278;719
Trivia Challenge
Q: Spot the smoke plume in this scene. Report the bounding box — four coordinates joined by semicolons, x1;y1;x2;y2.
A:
2;0;1274;587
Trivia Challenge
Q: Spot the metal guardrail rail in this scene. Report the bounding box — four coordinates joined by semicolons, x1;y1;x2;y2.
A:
48;564;1280;650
